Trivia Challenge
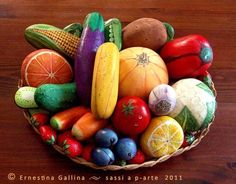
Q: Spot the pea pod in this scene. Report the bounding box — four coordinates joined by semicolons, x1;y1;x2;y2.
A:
105;18;122;50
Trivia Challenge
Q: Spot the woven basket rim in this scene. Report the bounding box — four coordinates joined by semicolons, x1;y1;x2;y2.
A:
19;79;217;171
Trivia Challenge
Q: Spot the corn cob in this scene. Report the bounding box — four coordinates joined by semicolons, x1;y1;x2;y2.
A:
25;24;80;59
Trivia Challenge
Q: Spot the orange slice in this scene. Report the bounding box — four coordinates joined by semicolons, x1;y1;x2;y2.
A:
21;49;73;87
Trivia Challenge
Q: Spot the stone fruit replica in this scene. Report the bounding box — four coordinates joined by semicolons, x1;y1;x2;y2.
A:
114;138;137;160
91;42;120;119
74;12;105;106
92;148;115;166
140;116;184;158
160;35;213;79
148;84;176;116
122;18;167;50
15;11;216;170
112;96;151;135
95;128;118;147
119;47;169;99
34;83;78;112
168;78;216;133
21;49;73;87
15;86;38;108
24;24;80;59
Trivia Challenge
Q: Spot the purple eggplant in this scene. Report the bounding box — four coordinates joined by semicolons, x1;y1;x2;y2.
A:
74;12;105;106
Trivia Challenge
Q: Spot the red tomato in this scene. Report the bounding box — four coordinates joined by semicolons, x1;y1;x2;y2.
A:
112;96;151;135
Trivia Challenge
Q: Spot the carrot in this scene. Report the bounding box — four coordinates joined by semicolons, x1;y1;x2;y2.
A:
50;106;89;131
71;112;107;141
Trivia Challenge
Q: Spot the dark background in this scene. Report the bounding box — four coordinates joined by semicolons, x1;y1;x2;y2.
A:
0;0;236;184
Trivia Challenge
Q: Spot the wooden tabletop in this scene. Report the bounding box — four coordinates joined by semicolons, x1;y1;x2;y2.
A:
0;1;236;184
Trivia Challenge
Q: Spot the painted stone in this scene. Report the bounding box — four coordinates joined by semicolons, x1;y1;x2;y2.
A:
168;78;216;133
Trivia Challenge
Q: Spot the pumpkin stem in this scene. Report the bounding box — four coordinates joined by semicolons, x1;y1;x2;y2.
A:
136;52;149;66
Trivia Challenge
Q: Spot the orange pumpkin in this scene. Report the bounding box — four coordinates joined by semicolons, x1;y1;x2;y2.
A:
119;47;169;99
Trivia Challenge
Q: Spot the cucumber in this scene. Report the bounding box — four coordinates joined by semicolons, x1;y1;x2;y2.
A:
74;12;105;106
34;83;78;112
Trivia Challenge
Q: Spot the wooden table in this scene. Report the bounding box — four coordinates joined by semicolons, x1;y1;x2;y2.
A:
0;1;235;183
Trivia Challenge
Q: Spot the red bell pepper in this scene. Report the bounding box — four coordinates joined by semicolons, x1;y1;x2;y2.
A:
160;34;213;79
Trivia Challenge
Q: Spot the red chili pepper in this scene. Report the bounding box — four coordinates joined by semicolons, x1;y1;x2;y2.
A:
160;34;213;79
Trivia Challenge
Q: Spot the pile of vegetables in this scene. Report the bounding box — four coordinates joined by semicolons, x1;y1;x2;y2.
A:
15;12;216;167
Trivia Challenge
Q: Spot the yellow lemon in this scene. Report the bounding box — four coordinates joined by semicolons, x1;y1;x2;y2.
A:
140;116;184;158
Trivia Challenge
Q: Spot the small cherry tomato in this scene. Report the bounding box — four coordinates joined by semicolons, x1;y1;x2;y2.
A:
181;133;196;148
62;138;83;157
39;125;57;145
57;131;73;146
128;150;146;164
82;144;94;162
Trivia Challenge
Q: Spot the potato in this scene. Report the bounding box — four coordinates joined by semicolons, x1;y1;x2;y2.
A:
122;18;167;50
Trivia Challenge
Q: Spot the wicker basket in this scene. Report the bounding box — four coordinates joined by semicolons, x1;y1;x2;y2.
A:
19;79;216;171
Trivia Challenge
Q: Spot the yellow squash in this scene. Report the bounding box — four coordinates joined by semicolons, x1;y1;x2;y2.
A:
91;42;120;119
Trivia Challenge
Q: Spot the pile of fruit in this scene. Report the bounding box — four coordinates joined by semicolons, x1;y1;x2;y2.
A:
15;12;216;168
